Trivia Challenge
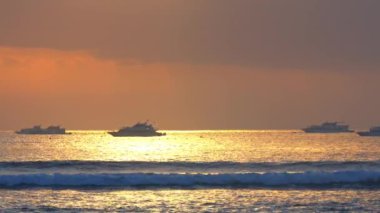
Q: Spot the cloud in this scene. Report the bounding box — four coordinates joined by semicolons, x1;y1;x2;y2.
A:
0;0;379;71
0;47;178;128
0;46;380;129
1;1;380;129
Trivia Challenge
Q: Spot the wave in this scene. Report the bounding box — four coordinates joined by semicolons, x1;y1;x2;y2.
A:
0;170;379;188
1;160;379;170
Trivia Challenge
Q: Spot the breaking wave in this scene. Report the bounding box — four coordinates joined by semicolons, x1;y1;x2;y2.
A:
1;160;379;171
0;170;379;188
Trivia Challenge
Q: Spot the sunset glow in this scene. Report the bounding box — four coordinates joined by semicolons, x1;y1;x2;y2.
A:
1;46;380;129
1;1;380;211
0;1;379;130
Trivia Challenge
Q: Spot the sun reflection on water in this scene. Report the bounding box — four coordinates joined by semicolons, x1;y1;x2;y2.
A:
1;189;380;211
1;130;380;162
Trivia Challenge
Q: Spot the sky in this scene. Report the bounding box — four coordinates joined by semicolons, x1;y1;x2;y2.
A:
0;0;380;130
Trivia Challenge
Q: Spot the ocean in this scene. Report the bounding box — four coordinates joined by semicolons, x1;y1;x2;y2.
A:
0;130;379;211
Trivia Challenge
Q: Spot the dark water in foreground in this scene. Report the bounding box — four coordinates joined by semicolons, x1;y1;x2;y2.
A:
0;130;379;211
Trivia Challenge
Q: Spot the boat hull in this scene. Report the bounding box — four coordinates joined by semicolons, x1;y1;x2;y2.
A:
108;131;166;137
303;129;354;133
15;131;71;135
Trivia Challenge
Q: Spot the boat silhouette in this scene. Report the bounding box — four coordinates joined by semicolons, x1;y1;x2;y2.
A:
108;121;166;137
16;125;70;135
302;122;353;133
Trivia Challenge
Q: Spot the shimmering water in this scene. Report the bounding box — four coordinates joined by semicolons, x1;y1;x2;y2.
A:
0;130;379;211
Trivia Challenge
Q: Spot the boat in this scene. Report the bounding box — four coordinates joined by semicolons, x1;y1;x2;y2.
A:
302;122;354;133
108;121;166;137
16;125;69;134
357;126;380;136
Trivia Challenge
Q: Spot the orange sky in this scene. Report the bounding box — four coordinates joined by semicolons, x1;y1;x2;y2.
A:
1;1;380;129
1;46;380;129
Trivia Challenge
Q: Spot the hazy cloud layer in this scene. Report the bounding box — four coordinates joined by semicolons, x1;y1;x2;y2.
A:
0;0;379;71
1;47;380;129
1;1;380;129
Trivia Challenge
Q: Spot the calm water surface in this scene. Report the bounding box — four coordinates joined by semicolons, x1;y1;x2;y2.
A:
0;130;379;211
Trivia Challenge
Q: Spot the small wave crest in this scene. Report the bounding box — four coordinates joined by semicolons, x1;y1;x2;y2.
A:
1;160;379;171
0;170;379;188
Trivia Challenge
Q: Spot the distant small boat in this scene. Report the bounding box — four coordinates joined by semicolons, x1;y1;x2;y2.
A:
16;125;70;135
302;122;354;133
108;121;166;137
357;126;380;137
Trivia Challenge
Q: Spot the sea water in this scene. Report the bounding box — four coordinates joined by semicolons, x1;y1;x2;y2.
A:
0;130;379;211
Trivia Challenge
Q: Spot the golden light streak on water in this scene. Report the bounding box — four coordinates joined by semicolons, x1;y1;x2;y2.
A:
1;130;379;162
